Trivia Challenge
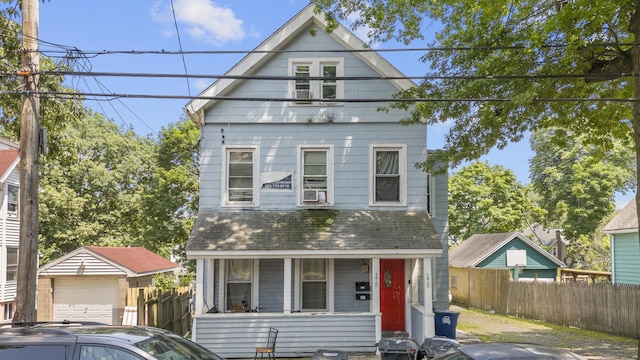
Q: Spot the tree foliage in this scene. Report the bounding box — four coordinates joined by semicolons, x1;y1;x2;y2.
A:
38;113;156;263
448;161;543;242
315;0;635;170
138;119;200;263
0;1;84;150
529;128;635;267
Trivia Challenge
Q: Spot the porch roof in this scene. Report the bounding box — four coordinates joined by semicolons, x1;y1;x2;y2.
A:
187;209;442;259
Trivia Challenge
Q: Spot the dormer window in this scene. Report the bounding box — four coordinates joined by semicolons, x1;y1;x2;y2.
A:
290;58;343;104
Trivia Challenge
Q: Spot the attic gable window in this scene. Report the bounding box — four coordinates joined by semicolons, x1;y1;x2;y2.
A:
290;58;343;104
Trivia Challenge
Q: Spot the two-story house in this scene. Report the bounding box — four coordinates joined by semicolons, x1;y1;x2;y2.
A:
0;138;20;323
184;5;449;358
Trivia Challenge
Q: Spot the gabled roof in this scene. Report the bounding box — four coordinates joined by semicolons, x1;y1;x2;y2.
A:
86;246;179;274
0;149;19;183
183;4;415;124
39;246;180;277
187;210;442;259
449;232;566;268
603;199;637;234
522;223;567;247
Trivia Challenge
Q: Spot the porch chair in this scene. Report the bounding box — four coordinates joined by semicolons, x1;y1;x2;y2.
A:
254;327;278;360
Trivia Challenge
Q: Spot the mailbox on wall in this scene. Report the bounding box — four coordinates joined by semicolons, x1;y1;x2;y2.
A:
355;282;370;291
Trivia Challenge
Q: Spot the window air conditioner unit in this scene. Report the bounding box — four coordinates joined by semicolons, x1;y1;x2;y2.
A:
296;90;311;102
303;189;319;202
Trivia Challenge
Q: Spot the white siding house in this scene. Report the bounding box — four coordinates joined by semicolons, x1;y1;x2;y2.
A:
0;138;20;323
185;5;449;358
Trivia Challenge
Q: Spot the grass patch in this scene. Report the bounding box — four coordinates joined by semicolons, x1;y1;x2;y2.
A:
460;307;637;345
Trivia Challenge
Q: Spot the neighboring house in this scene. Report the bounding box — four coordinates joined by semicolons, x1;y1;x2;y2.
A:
0;138;19;323
37;246;180;325
523;224;568;263
184;5;449;358
449;232;566;303
602;199;640;285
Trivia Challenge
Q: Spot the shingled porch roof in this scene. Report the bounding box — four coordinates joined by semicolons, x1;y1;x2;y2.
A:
187;209;442;259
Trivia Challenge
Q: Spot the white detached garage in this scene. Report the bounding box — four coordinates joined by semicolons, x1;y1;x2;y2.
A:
37;246;180;324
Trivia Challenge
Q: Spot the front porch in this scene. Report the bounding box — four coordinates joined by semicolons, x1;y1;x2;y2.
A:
188;210;443;358
193;312;378;358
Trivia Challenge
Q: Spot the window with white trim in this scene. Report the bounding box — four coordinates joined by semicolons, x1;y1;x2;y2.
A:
301;259;327;311
7;185;18;216
299;146;333;205
223;147;259;207
370;145;407;206
6;247;17;282
290;58;343;103
226;259;252;312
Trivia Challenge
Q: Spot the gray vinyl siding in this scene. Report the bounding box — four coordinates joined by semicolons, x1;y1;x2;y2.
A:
199;122;429;211
37;253;127;276
334;259;370;312
193;313;377;358
612;233;640;285
259;259;285;312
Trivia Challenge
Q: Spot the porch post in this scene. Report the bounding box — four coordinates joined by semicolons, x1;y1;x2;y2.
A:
372;258;381;342
195;259;205;315
284;258;292;313
206;259;214;312
422;257;436;337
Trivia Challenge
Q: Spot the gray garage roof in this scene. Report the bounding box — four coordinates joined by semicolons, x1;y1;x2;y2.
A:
187;209;442;259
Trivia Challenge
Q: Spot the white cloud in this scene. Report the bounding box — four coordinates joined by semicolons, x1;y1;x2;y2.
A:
151;0;244;45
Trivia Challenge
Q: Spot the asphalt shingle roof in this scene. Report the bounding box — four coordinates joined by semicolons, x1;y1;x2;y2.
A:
0;149;18;178
187;209;442;256
86;246;179;274
603;199;638;233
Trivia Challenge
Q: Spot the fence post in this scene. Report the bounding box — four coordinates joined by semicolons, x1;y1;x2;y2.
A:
137;288;145;326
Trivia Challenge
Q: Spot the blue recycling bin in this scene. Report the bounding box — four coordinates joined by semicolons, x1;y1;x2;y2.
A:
434;310;459;339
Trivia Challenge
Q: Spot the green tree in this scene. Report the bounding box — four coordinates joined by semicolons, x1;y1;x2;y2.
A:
0;1;84;148
137;118;200;264
38;112;156;264
448;161;543;243
530;128;635;267
314;0;640;237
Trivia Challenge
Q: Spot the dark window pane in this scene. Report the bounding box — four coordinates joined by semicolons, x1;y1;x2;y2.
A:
0;345;69;360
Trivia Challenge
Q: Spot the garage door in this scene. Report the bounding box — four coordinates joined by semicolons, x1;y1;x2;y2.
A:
53;277;119;324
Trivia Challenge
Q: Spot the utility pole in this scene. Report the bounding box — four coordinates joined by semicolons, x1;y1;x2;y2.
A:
13;0;40;323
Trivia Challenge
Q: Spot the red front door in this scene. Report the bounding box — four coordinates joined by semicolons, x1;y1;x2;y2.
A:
380;259;405;331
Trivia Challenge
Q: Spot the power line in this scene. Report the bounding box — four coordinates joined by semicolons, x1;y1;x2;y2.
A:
12;70;638;81
170;0;191;97
26;41;639;57
2;90;636;103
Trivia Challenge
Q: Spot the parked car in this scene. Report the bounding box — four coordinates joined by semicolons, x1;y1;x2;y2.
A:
0;321;225;360
435;342;585;359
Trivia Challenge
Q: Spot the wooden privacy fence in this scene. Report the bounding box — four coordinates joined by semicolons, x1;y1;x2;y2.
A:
457;267;640;338
126;286;194;336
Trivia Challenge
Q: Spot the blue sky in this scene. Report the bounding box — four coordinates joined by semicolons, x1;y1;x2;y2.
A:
38;0;559;194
